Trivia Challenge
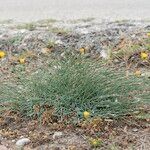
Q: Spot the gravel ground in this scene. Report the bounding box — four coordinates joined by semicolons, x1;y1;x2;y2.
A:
0;20;149;58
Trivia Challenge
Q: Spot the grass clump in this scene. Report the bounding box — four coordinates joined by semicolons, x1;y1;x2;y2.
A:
37;19;57;24
46;40;55;49
70;17;95;24
49;27;70;35
0;56;149;119
0;19;13;24
16;23;36;31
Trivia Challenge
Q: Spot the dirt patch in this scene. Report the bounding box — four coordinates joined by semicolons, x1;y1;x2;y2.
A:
0;111;149;149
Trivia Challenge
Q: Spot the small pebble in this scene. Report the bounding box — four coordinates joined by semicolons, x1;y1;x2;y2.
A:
55;40;63;45
53;132;63;139
132;128;138;132
20;136;24;139
16;138;30;147
100;50;108;59
12;139;16;143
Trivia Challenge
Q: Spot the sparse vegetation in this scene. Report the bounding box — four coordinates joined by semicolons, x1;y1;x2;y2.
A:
0;19;13;24
37;18;58;24
46;40;55;49
70;17;95;24
108;36;150;63
16;23;36;31
49;27;70;35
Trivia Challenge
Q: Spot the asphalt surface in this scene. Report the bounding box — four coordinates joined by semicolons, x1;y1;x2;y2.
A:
0;0;150;22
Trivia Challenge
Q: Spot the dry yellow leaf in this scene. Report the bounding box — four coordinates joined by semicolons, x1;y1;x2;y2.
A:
41;48;52;54
19;58;26;64
134;70;141;77
79;48;85;55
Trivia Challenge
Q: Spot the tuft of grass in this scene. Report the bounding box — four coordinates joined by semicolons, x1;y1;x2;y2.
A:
16;23;36;31
37;19;58;24
46;40;55;49
70;18;95;24
0;56;150;119
49;27;70;35
0;19;13;24
114;19;129;24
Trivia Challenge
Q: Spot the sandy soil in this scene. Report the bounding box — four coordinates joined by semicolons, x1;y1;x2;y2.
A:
0;0;150;22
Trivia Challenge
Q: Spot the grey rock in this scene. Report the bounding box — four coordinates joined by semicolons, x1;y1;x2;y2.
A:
16;138;30;147
53;132;63;139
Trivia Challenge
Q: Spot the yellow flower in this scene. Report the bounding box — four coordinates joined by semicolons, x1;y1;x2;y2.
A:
90;138;101;147
134;70;141;77
0;50;6;58
147;32;150;37
19;58;26;64
79;48;85;55
140;52;148;60
83;111;90;119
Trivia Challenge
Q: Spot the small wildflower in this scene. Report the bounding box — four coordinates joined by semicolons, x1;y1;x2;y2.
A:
83;111;90;119
90;138;101;147
79;48;85;55
147;32;150;37
0;50;6;58
140;52;148;60
19;58;26;64
134;70;141;77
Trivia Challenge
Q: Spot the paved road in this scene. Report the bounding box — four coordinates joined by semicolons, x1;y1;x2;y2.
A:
0;0;150;22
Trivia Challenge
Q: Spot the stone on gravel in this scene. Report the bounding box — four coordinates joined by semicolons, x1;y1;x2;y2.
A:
132;128;138;132
53;132;63;139
12;139;16;143
16;138;30;147
100;49;108;59
55;40;63;45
